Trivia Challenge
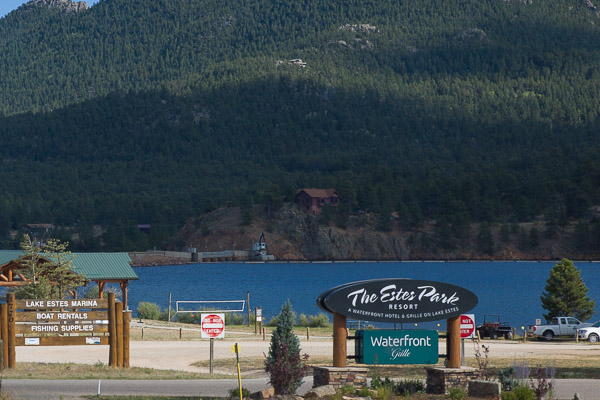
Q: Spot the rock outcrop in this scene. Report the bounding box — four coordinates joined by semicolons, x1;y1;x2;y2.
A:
29;0;88;13
170;203;600;261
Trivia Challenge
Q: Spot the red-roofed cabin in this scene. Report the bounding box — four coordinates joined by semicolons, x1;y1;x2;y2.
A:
296;188;340;214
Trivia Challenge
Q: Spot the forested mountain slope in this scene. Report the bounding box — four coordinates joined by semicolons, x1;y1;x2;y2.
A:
0;0;599;252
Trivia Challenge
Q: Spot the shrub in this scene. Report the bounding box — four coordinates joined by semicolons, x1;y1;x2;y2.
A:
375;386;392;400
137;302;161;320
394;379;425;395
529;364;554;400
447;386;466;400
266;308;297;327
370;374;393;390
227;387;251;400
265;300;309;394
297;313;309;327
340;385;355;395
176;312;197;324
501;385;536;400
225;312;246;325
498;366;519;391
308;313;331;327
159;307;175;321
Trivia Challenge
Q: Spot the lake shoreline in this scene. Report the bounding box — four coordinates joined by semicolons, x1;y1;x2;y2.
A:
130;254;600;267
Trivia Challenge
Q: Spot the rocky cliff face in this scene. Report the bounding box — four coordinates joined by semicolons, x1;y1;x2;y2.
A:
29;0;88;13
170;204;599;261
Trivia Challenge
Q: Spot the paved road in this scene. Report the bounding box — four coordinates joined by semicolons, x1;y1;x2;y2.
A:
2;377;313;399
2;377;598;399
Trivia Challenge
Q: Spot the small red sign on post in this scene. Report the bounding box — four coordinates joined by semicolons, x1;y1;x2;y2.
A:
460;314;475;338
201;313;225;339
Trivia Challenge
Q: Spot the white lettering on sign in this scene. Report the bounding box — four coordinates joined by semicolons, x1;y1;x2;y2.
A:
370;335;432;347
61;324;94;332
36;312;89;320
417;286;459;305
347;289;378;307
32;325;59;332
25;299;100;308
390;348;411;359
28;324;96;332
347;284;459;308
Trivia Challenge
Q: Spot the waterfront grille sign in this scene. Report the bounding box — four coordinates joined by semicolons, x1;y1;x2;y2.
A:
317;278;478;323
355;330;438;365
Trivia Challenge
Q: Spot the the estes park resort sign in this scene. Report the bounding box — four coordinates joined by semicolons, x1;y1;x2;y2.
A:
317;278;478;365
317;278;478;323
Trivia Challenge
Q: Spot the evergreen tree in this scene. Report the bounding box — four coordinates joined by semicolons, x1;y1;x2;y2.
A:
529;227;540;248
540;259;595;321
265;300;309;395
518;227;529;251
477;222;495;256
499;223;511;243
15;235;86;299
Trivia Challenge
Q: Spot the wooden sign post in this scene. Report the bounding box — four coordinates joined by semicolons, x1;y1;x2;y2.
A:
446;316;461;368
1;292;130;368
333;313;347;367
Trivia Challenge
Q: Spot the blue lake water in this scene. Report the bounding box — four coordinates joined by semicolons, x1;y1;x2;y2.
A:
126;261;600;330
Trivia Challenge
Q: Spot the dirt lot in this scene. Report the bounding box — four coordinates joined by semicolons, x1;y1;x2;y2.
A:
14;321;600;375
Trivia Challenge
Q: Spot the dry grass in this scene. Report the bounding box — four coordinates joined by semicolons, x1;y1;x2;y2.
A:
130;320;332;341
0;362;232;380
191;355;334;374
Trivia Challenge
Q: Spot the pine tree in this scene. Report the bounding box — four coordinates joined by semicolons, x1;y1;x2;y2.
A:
477;222;495;256
265;300;309;395
540;259;595;321
15;235;86;299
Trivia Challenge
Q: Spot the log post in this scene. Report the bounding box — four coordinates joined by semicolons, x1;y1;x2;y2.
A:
7;293;15;368
123;310;131;368
108;293;116;366
333;313;347;367
116;301;124;367
1;303;7;368
446;316;461;368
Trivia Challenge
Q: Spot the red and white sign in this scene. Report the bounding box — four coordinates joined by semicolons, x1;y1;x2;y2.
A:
460;314;475;338
201;313;225;339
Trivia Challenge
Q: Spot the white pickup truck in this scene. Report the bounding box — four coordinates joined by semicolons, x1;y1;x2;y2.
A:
527;316;591;341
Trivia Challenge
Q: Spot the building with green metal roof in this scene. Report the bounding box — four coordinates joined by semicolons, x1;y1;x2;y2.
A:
0;251;138;307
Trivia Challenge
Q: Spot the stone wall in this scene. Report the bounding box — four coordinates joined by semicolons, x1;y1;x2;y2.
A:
468;380;501;398
313;367;368;389
425;367;481;394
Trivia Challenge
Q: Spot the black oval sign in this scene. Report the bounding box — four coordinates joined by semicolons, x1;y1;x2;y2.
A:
317;279;478;323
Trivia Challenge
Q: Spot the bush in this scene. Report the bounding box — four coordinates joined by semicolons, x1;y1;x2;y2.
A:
159;307;175;321
176;312;198;324
267;308;297;327
308;313;331;327
394;379;425;395
375;386;392;400
501;385;536;400
297;313;309;327
227;387;251;400
340;385;355;395
265;300;308;394
137;302;161;320
498;366;520;391
447;387;466;400
225;312;246;325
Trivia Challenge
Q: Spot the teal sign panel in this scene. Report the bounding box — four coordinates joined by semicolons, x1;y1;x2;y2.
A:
355;330;438;365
